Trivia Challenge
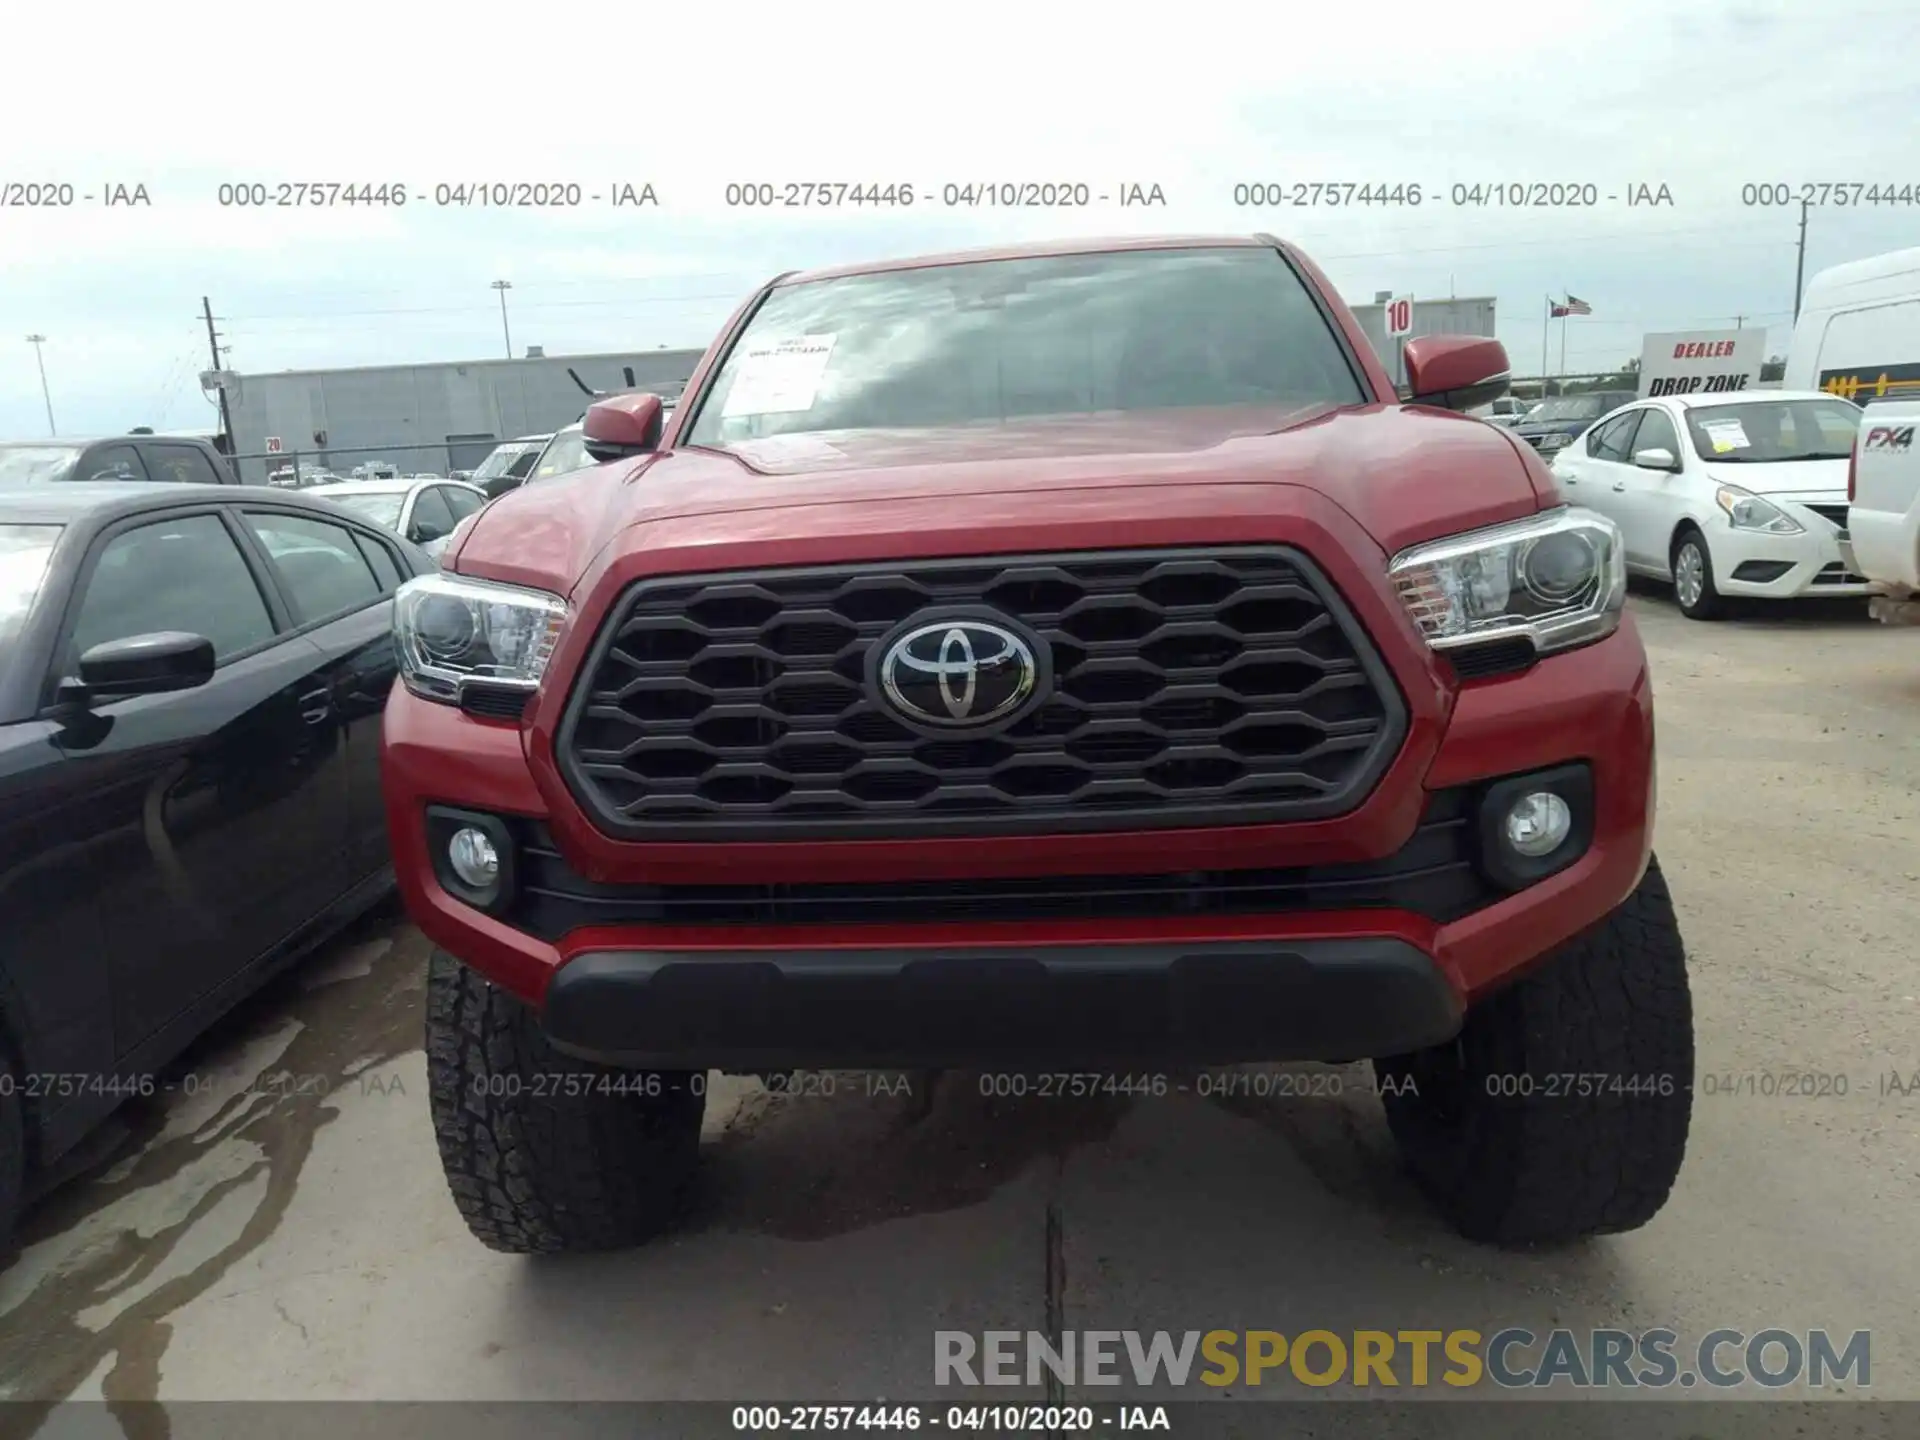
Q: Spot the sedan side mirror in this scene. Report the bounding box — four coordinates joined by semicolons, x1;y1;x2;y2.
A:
409;518;449;545
76;632;215;697
1632;447;1679;471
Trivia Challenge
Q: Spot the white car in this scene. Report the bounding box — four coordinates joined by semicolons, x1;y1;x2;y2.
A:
306;476;489;560
1547;389;1866;619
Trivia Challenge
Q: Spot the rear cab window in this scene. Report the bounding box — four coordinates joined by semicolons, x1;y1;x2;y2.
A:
143;444;226;485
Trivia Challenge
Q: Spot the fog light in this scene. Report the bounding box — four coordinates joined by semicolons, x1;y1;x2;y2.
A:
1505;791;1572;857
448;827;500;888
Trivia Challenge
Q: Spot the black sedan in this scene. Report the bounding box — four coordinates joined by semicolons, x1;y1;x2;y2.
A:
0;484;429;1241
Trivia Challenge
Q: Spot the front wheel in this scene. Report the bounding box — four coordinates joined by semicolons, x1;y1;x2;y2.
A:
1671;527;1726;620
425;949;706;1254
1374;855;1694;1246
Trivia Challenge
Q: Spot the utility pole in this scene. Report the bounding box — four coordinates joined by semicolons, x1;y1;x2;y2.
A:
25;335;55;435
491;280;513;358
201;298;234;448
1793;200;1810;320
1734;315;1745;329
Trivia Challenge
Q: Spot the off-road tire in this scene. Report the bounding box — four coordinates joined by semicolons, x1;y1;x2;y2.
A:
425;949;705;1254
1374;854;1693;1246
1671;525;1727;621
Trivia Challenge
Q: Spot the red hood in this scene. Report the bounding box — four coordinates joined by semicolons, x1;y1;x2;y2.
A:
448;403;1553;595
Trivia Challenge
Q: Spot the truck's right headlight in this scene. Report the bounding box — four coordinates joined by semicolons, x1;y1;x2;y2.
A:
394;572;568;703
1387;506;1626;656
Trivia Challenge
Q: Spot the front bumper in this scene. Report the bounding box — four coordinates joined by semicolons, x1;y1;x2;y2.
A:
384;609;1656;1068
1710;520;1872;598
542;937;1461;1069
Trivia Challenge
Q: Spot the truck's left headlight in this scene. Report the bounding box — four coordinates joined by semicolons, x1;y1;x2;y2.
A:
1388;505;1626;656
394;573;568;703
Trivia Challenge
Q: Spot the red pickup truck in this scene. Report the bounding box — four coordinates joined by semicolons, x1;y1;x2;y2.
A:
383;235;1693;1253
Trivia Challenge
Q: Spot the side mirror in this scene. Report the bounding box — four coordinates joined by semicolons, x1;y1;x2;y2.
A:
1633;447;1679;471
75;632;215;697
583;392;665;463
409;517;449;544
1404;336;1512;412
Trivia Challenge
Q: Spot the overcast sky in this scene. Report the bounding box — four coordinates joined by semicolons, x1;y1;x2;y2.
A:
3;0;1917;437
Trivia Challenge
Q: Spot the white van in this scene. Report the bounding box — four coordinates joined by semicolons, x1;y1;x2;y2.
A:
1784;246;1920;401
1785;248;1920;615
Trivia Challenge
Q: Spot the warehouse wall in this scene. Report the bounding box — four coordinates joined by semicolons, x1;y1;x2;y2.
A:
221;349;706;483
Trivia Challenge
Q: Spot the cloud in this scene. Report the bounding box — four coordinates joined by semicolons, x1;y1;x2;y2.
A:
2;0;1917;432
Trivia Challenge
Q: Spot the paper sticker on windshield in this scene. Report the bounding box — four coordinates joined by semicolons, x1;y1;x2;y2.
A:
721;334;837;417
1700;417;1750;453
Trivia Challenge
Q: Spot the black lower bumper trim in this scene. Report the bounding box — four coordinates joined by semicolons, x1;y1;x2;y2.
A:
539;937;1463;1069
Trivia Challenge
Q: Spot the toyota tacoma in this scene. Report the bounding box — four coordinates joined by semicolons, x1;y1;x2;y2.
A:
383;235;1694;1253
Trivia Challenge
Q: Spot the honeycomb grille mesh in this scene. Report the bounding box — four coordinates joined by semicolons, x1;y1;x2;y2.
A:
557;548;1404;839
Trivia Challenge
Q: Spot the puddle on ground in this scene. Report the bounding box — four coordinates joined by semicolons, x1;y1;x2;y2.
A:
691;1069;1136;1242
0;903;430;1419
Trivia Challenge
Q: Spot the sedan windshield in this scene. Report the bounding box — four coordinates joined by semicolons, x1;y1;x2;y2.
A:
0;524;62;676
1526;395;1628;423
683;247;1365;447
471;444;533;481
1684;398;1863;463
529;428;591;482
321;492;406;529
0;446;82;486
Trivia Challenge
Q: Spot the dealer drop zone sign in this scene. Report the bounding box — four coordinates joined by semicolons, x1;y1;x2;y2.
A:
1638;329;1767;398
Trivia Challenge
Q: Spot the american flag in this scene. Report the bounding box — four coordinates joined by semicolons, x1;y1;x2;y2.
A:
1551;294;1593;318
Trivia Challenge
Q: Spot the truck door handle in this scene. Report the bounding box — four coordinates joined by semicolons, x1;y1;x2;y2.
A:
1612;481;1628;491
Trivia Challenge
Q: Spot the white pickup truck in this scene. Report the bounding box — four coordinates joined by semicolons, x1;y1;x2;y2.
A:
1845;402;1920;622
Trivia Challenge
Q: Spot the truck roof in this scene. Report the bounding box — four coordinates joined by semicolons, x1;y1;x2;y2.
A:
781;234;1274;287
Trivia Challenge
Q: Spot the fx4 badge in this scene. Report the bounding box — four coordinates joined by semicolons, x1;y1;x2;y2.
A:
1864;425;1915;453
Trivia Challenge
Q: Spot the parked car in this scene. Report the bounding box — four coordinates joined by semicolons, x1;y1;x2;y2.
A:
1474;396;1532;428
306;477;489;560
1510;391;1639;455
469;436;552;498
349;462;401;481
0;436;239;489
527;405;676;488
387;234;1692;1255
1548;389;1865;619
0;483;430;1242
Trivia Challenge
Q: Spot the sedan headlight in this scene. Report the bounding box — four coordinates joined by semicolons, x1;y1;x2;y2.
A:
1714;483;1804;535
1536;432;1571;451
394;572;568;703
1388;506;1626;656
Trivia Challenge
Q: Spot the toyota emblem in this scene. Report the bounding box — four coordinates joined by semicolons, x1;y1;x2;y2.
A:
876;617;1042;728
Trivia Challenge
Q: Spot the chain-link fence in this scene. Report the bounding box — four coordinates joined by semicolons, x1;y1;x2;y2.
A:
226;439;494;489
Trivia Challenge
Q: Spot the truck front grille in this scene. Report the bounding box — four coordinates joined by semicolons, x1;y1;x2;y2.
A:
556;547;1407;841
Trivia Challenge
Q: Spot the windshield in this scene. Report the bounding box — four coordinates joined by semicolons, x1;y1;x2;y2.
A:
0;446;83;486
321;492;406;528
471;443;532;481
529;429;592;482
1526;395;1628;423
683;247;1365;447
1685;398;1863;463
0;523;62;675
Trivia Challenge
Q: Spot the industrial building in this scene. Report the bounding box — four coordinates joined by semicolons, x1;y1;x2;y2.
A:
213;348;706;484
210;296;1494;482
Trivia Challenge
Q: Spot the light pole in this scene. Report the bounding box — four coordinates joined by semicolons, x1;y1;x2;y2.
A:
491;280;513;359
25;335;55;435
